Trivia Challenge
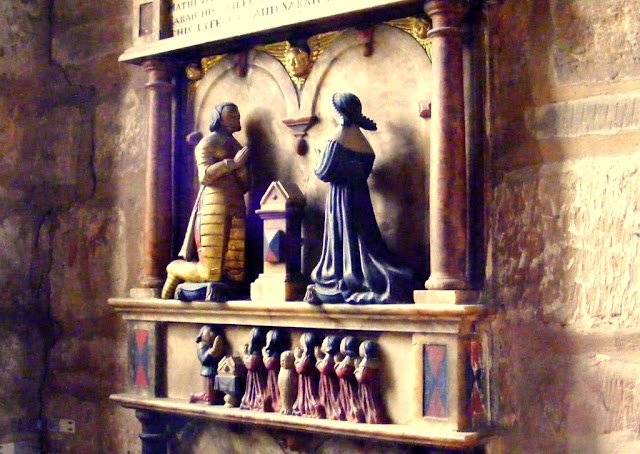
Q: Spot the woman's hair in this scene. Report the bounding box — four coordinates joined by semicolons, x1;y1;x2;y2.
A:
360;340;380;359
247;327;268;354
264;329;291;357
299;332;320;353
340;336;360;357
331;93;377;131
323;335;342;355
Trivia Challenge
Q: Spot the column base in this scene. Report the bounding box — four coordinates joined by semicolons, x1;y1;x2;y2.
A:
140;275;166;288
131;287;162;299
414;289;479;305
424;273;471;291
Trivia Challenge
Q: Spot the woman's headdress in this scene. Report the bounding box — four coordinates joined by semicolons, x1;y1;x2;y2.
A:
331;93;377;131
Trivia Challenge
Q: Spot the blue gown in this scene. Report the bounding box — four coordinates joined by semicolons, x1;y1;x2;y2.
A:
310;140;414;304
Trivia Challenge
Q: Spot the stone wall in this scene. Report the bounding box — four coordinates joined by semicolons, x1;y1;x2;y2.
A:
1;0;72;451
486;1;640;452
0;0;143;452
44;0;148;451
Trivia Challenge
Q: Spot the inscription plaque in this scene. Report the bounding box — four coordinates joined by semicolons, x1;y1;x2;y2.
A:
170;0;414;40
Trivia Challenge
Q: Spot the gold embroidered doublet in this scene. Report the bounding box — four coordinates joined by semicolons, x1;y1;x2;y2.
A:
194;132;247;282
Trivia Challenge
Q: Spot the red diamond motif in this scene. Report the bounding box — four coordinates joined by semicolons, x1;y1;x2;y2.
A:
469;382;485;418
135;365;149;387
427;345;446;379
428;388;446;418
136;330;149;350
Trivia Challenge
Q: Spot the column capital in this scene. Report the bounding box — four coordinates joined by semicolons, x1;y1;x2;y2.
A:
142;59;174;90
141;58;172;74
424;0;470;22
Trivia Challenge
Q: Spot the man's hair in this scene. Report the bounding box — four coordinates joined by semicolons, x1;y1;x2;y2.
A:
209;102;238;132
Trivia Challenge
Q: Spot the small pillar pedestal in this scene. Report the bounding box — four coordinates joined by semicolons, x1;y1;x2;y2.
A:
414;289;479;305
251;181;306;302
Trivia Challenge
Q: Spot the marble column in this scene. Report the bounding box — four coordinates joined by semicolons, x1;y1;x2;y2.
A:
423;0;471;291
139;59;173;292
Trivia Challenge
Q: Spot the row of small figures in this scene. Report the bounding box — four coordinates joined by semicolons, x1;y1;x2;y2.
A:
190;326;388;424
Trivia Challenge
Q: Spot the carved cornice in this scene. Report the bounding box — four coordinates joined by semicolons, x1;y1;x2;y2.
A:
109;297;489;333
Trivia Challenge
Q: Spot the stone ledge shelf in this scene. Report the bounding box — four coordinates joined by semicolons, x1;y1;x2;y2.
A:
110;394;492;450
111;297;494;451
109;297;490;333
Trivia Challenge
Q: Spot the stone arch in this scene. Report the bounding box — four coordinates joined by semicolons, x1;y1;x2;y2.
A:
300;25;432;119
194;50;299;127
